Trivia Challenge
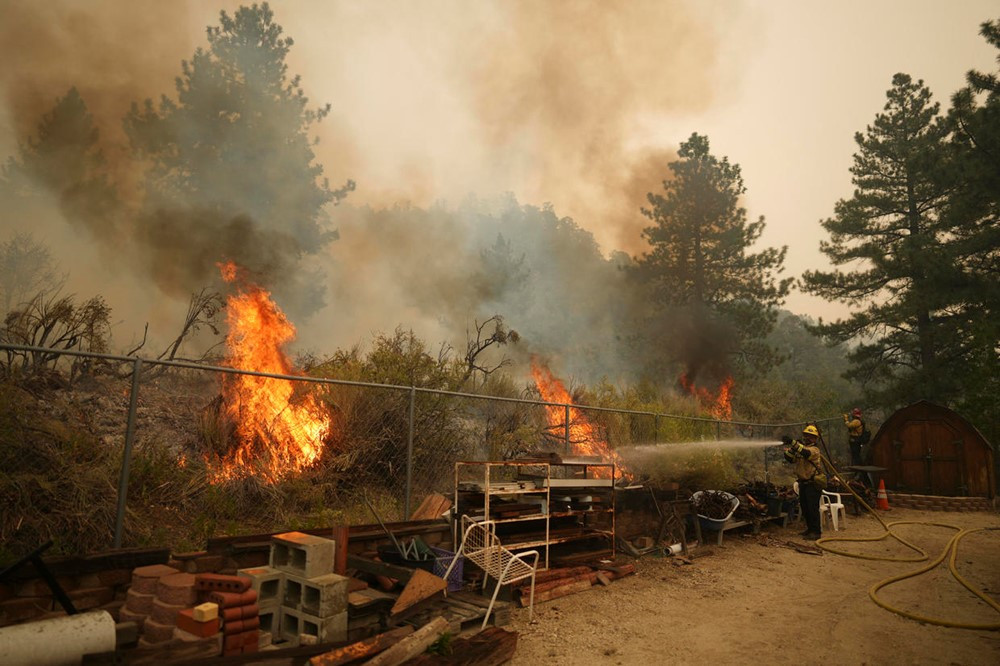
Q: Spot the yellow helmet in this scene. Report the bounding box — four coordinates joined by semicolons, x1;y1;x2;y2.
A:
802;425;819;437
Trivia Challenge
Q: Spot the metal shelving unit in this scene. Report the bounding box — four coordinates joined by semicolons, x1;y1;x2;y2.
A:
453;459;616;570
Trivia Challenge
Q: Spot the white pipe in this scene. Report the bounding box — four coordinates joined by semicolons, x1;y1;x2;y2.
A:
0;611;116;665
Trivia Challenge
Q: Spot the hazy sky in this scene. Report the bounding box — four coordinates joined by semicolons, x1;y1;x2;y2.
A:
1;0;997;343
281;0;1000;322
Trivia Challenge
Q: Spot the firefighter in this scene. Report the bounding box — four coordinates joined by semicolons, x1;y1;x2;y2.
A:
843;408;869;467
783;425;826;540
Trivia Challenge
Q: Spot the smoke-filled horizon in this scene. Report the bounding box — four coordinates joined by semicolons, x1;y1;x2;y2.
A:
0;0;742;385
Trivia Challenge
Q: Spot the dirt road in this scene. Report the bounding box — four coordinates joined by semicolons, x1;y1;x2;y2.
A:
508;507;1000;665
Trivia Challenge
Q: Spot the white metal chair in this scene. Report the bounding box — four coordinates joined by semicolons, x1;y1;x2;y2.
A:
820;490;847;531
444;515;539;628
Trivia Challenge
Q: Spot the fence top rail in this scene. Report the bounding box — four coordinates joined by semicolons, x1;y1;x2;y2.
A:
0;342;841;430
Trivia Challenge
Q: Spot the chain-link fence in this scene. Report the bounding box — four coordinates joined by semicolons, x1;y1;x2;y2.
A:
0;343;848;553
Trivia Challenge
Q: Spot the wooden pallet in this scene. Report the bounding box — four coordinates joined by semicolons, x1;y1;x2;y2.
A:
395;592;510;635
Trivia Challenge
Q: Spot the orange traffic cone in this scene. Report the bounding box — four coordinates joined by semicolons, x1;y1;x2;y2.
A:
876;479;891;511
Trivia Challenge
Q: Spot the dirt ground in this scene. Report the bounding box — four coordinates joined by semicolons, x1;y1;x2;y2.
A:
507;507;1000;665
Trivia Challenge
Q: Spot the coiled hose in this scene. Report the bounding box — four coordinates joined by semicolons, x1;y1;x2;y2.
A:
813;453;1000;630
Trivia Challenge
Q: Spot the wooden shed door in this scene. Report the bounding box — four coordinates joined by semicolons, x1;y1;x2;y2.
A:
894;420;964;495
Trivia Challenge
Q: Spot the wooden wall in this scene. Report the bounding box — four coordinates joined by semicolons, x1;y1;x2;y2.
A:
869;401;996;498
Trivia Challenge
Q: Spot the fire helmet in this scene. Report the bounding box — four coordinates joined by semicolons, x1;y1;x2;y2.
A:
852;408;862;417
802;425;820;437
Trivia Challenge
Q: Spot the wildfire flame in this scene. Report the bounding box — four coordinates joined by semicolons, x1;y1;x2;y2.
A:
679;373;734;421
530;357;632;480
210;262;330;483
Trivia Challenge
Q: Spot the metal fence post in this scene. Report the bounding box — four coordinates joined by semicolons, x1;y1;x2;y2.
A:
564;404;571;455
404;386;415;520
113;358;142;549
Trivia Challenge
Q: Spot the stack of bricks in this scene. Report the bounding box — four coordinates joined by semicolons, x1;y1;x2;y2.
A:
887;492;995;512
263;532;347;647
236;566;283;647
119;564;178;634
196;574;260;657
139;572;198;648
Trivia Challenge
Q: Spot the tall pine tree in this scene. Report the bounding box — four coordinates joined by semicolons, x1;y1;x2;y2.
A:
124;3;352;312
802;74;959;405
632;133;791;380
947;19;1000;440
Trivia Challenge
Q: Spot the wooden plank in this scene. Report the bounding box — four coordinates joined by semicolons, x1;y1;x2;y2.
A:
409;493;453;521
364;616;449;666
347;555;414;583
308;626;413;666
391;569;448;616
405;627;518;666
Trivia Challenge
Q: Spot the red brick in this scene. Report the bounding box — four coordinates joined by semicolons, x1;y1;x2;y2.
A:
68;587;114;611
126;589;155;614
0;583;14;602
241;604;259;619
243;641;259;654
208;589;257;608
177;608;221;637
222;606;242;623
143;617;175;643
224;632;244;651
0;597;49;624
157;573;198;606
131;565;179;594
119;605;147;629
224;619;246;635
242;629;259;647
196;574;250;594
151;598;185;625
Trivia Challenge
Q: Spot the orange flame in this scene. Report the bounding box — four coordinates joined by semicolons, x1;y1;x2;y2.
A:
679;373;734;421
210;262;330;483
530;357;632;480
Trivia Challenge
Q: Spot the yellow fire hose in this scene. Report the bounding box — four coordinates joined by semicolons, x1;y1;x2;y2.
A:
812;452;1000;630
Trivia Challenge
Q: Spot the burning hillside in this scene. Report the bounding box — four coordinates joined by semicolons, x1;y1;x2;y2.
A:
530;356;633;480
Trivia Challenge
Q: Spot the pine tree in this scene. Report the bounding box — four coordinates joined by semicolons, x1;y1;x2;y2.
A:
947;18;1000;441
124;3;352;311
802;74;958;404
632;133;791;377
1;87;118;237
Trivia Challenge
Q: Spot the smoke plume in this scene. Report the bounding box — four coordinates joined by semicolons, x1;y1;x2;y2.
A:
0;0;735;382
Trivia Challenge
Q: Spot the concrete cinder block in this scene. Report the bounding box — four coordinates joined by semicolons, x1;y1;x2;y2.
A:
270;532;335;579
258;606;280;639
283;573;348;618
237;567;284;608
279;607;347;645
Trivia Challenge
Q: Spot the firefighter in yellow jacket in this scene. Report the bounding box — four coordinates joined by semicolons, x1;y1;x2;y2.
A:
783;425;826;540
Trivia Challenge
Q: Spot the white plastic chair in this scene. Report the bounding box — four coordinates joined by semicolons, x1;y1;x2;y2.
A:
788;482;802;524
444;515;539;628
820;490;847;531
